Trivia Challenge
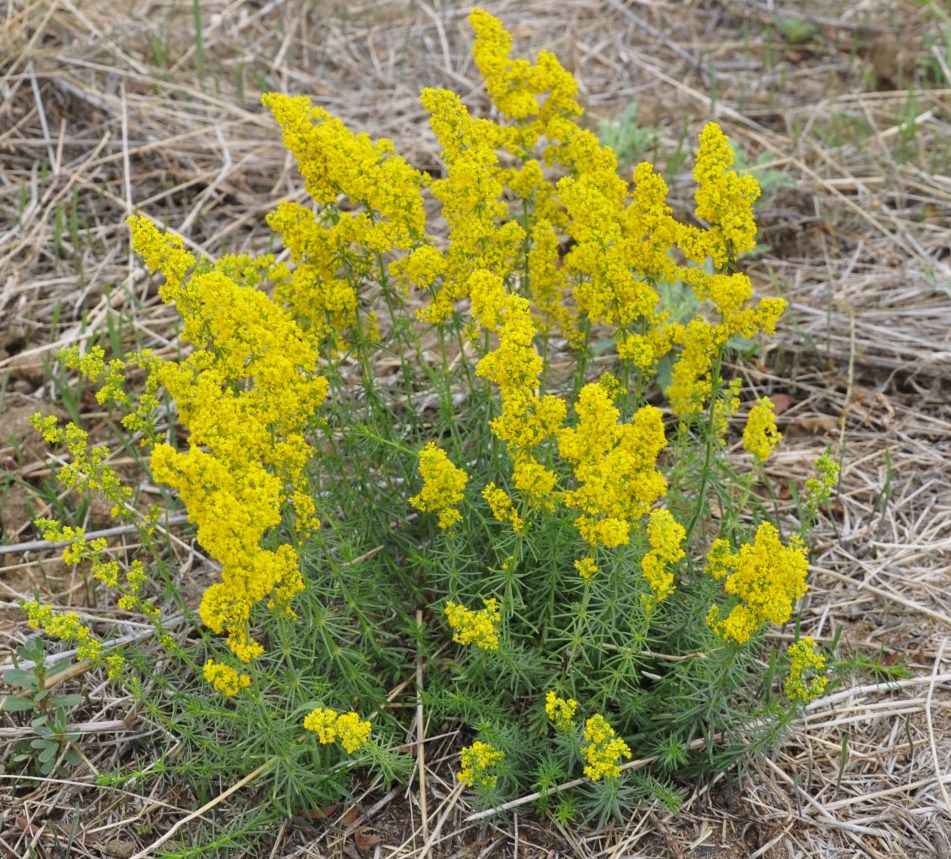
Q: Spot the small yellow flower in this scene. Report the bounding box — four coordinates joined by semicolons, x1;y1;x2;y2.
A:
743;397;782;463
711;377;743;439
706;522;809;644
704;539;736;580
690;122;761;268
23;600;102;662
444;598;502;651
574;556;598;580
409;443;469;529
334;711;373;753
127;213;196;301
582;714;631;780
641;507;686;604
104;654;125;681
545;691;578;731
558;385;668;550
303;707;339;744
92;560;120;588
785;638;829;702
483;482;524;532
805;452;840;517
303;707;372;753
203;659;251;696
458;740;504;789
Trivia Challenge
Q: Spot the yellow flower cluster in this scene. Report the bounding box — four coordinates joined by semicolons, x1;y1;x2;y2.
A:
415;8;583;333
482;482;524;533
55;345;163;443
458;740;504;789
415;89;521;324
641;507;686;605
203;659;251;696
128;215;327;672
303;707;372;753
582;714;632;781
250;9;788;577
784;638;829;702
558;163;658;332
743;397;782;463
22;600;124;679
689;122;761;268
574;556;598;580
545;690;578;732
116;560;151;614
547;94;781;414
409;443;469;529
33;518;107;566
262;201;359;348
60;345;128;407
23;600;101;662
558;383;667;549
32;519;154;617
805;452;840;518
470;7;580;134
444;598;502;651
30;416;134;520
262;92;427;343
474;285;565;511
125;214;193;302
705;523;810;643
711;377;743;440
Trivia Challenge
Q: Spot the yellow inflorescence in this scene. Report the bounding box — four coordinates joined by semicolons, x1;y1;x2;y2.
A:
706;522;810;644
303;707;372;753
641;507;687;605
303;707;338;744
22;599;124;680
29;418;134;519
128;214;327;670
334;712;374;753
574;556;598;580
743;397;782;463
126;213;195;302
458;740;505;789
558;383;667;549
410;443;470;530
203;659;251;696
417;88;518;325
582;714;632;781
689;122;761;269
444;598;502;651
474;288;565;516
23;601;102;662
482;482;524;533
805;452;840;517
262;92;427;255
545;691;578;732
784;638;829;702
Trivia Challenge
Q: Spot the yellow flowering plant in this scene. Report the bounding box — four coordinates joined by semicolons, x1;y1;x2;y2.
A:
22;7;842;825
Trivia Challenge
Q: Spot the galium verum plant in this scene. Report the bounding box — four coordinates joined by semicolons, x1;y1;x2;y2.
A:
22;8;840;821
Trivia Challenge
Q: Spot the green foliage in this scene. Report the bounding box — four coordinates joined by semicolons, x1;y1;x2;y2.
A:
774;16;820;46
1;639;84;779
598;102;663;168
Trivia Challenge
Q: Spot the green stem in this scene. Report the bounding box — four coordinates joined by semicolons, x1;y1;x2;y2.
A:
683;351;725;551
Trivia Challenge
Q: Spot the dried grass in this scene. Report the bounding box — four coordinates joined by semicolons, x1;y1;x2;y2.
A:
3;0;951;856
